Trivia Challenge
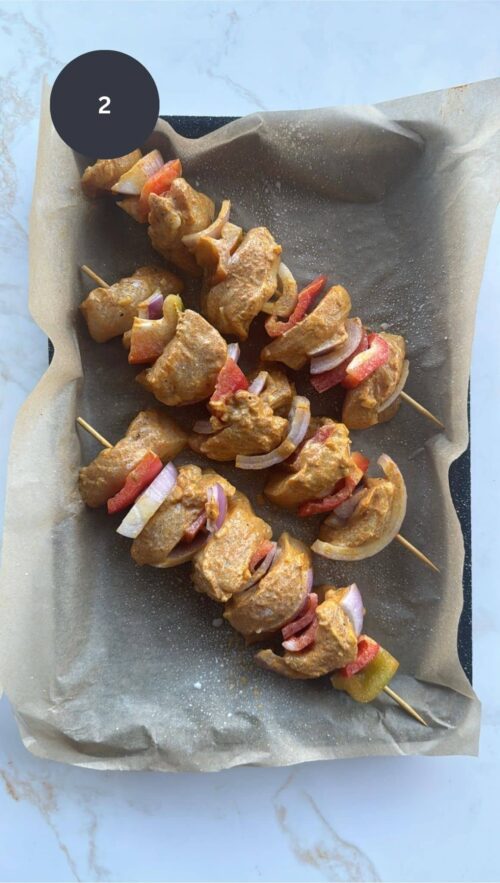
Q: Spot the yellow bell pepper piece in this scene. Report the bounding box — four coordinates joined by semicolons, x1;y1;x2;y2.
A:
331;647;399;703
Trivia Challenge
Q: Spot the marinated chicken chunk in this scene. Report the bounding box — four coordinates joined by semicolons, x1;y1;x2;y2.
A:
148;178;215;273
131;466;235;567
260;286;351;370
342;333;406;430
80;266;183;343
137;309;227;406
318;479;393;547
81;151;142;198
265;420;352;509
79;410;187;508
191;222;243;287
250;367;295;417
256;588;357;679
203;227;282;340
192;492;272;602
313;455;407;561
189;390;288;462
224;533;311;638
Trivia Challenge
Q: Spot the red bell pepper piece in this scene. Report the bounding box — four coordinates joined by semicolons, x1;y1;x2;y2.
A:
107;451;163;514
128;321;166;365
341;333;390;389
137;158;182;220
351;451;370;474
338;636;380;678
249;539;275;573
265;275;327;338
297;451;368;518
297;474;360;517
210;358;249;404
183;510;208;542
310;331;369;393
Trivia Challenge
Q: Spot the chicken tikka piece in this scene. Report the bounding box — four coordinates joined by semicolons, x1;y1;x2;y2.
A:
80;266;183;343
193;492;272;603
137;309;228;407
249;366;294;417
256;588;357;679
264;418;353;510
224;533;311;638
131;465;235;567
203;227;282;340
190;390;288;462
148;178;215;274
261;283;351;371
313;455;407;562
78;409;187;509
342;333;406;430
81;151;142;198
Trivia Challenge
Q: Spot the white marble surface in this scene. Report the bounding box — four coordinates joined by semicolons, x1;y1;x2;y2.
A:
0;2;499;881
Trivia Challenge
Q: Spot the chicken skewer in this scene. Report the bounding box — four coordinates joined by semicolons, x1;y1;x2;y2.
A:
188;360;439;573
81;154;443;430
261;273;444;431
82;151;216;274
76;413;427;726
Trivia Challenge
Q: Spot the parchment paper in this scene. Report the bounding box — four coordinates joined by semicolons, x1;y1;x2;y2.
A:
1;79;499;771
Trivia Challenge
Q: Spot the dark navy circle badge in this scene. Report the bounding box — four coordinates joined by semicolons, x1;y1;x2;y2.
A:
50;50;159;158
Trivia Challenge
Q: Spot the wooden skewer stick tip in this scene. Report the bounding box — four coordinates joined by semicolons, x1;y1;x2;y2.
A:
81;264;110;289
383;685;428;726
77;417;112;449
400;391;445;430
395;534;440;574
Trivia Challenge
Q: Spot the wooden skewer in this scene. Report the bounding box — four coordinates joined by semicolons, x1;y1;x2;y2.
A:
395;533;440;573
81;264;109;289
400;391;444;430
383;686;427;726
76;416;112;449
76;415;429;727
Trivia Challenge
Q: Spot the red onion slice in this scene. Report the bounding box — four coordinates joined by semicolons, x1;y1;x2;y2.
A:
206;483;228;533
339;583;365;636
282;617;318;652
235;396;310;470
309;318;363;372
227;343;240;363
241;542;278;591
192;419;218;435
282;593;319;641
117;462;178;539
248;371;269;395
305;567;314;593
378;359;409;413
137;291;164;320
330;487;367;522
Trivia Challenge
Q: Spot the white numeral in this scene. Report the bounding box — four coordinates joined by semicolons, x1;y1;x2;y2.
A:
98;96;111;115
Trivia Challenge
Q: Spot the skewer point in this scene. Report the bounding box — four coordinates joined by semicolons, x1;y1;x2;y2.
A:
77;416;112;449
81;264;110;289
383;685;428;726
395;534;440;573
400;391;445;430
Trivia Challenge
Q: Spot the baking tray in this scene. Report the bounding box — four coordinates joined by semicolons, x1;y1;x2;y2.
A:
53;112;472;683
